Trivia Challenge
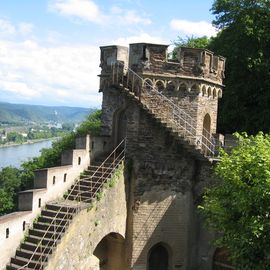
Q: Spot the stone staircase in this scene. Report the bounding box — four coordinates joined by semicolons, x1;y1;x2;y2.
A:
109;62;218;161
119;85;214;161
6;142;125;270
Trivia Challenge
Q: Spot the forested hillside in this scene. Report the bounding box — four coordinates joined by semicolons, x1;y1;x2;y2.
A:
0;102;93;124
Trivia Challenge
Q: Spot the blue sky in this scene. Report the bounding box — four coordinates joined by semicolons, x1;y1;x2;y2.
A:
0;0;216;108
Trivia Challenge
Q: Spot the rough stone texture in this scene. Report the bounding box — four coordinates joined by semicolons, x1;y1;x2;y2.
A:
98;43;225;270
45;172;127;270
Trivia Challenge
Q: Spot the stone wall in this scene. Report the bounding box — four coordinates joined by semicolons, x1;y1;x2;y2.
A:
45;170;127;270
0;134;108;270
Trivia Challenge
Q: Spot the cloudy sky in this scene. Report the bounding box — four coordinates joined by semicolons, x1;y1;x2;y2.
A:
0;0;217;108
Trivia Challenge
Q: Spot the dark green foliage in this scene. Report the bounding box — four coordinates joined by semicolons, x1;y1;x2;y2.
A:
0;110;101;215
200;133;270;269
171;36;212;59
209;0;270;134
0;167;21;214
76;110;101;136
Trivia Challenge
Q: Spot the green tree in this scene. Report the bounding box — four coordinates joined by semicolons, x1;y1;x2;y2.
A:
0;167;21;215
171;35;212;59
209;0;270;134
200;133;270;269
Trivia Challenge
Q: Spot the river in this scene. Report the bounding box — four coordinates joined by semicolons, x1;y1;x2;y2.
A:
0;140;53;169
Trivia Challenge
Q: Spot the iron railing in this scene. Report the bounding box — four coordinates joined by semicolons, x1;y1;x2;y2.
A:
16;138;126;270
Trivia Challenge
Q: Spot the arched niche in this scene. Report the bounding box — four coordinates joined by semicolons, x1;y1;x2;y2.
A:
93;232;125;270
178;83;187;92
166;81;176;92
213;247;234;270
143;78;153;91
147;242;171;270
202;113;212;155
202;85;207;96
191;84;200;93
155;80;165;92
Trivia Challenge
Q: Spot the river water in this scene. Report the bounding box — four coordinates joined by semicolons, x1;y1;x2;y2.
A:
0;140;53;169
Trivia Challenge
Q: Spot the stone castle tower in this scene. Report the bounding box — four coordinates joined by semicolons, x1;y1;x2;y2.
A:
99;43;226;269
2;42;227;270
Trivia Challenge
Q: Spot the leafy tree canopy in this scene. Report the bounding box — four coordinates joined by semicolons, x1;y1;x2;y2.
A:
171;35;212;59
209;0;270;134
200;132;270;269
0;110;101;216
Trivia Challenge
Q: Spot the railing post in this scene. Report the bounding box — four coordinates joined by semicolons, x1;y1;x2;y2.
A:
116;62;119;84
132;73;135;93
112;63;115;84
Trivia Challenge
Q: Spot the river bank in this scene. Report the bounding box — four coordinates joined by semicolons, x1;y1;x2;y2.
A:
0;137;59;148
0;139;54;168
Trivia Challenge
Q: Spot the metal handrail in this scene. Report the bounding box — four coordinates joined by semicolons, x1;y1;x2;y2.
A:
110;61;217;156
17;139;126;270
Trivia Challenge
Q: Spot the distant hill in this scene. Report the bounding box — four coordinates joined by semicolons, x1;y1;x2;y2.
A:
0;102;93;124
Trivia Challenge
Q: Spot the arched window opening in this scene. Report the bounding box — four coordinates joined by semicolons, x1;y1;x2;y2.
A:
148;243;169;270
53;176;56;185
23;221;26;231
38;198;41;208
166;81;175;92
202;86;207;96
179;83;187;92
155;81;165;92
213;88;217;99
207;87;212;97
78;157;81;165
6;228;9;239
213;248;235;270
143;79;153;91
191;84;200;93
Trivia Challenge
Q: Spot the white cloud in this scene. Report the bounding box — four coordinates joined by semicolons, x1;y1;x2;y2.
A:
49;1;151;26
170;19;217;37
49;0;108;24
113;33;167;47
0;19;16;36
0;40;101;107
18;22;34;35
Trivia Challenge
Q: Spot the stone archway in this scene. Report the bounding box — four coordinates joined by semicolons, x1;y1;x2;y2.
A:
93;232;125;270
148;243;170;270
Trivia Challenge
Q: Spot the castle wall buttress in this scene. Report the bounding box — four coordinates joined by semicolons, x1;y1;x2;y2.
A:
123;106;216;270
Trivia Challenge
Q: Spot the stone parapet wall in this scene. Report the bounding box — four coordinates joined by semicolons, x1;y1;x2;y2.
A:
0;134;112;270
45;171;127;270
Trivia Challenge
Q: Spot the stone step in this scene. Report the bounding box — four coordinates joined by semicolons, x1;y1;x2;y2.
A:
20;241;53;254
77;179;103;187
26;235;58;246
45;203;77;213
41;209;74;219
10;256;44;269
66;194;92;203
33;222;66;233
16;249;48;262
28;228;62;239
38;215;71;225
70;183;100;192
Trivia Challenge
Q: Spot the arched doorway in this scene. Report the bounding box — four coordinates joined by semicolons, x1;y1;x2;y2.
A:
202;113;211;155
148;243;169;270
93;232;125;270
113;109;127;147
213;248;235;270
